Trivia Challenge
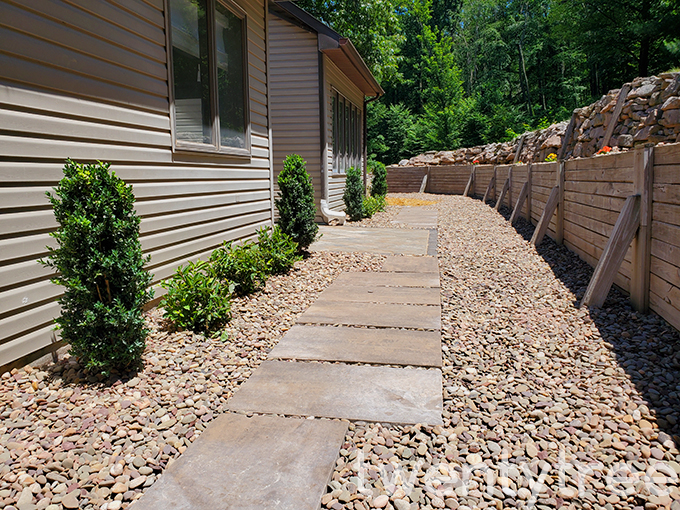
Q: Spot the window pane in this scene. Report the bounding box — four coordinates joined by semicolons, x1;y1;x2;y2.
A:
339;96;344;171
332;94;337;171
345;103;350;168
215;2;246;149
170;0;212;144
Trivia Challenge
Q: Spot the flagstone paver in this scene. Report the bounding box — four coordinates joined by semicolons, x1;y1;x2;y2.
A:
133;413;347;510
312;225;430;255
228;361;443;425
314;283;440;305
332;271;440;288
382;254;439;273
269;325;442;367
297;300;441;330
393;207;438;228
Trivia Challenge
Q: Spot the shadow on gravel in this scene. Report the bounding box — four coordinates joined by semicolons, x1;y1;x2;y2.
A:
489;201;680;453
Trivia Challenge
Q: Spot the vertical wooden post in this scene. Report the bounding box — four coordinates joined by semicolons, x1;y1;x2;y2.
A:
631;146;654;312
483;169;496;204
492;166;497;201
527;164;532;224
556;161;565;245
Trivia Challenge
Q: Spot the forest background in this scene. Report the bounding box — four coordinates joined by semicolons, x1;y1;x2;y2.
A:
294;0;680;165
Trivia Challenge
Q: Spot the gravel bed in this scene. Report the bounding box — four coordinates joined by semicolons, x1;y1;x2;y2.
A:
0;251;384;510
350;193;441;229
323;193;680;510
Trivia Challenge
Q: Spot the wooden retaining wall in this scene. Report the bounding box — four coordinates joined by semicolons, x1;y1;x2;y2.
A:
386;143;680;331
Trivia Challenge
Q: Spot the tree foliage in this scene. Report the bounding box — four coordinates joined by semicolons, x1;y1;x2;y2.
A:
275;154;319;251
43;160;153;374
292;0;679;165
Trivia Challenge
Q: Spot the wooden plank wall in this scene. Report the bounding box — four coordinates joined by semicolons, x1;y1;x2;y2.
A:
0;0;272;367
473;165;494;197
562;152;635;294
386;167;428;193
428;166;470;195
650;145;680;331
388;143;680;332
531;162;558;239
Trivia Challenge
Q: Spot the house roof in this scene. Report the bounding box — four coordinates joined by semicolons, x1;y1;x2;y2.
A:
269;1;384;97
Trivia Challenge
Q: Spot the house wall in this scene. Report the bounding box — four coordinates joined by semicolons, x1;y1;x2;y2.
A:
268;15;322;221
324;57;366;212
0;0;272;368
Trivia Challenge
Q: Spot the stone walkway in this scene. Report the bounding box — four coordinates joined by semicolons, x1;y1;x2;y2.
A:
134;211;442;509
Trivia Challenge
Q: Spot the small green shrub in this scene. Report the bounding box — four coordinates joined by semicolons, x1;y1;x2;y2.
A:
257;226;301;275
210;240;267;295
276;154;319;251
160;260;232;335
363;195;387;218
370;161;388;197
42;160;152;374
343;166;365;221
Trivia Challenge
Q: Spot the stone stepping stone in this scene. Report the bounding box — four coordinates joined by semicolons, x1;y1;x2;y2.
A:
393;207;438;228
312;226;431;255
228;361;443;425
269;325;442;367
333;271;440;288
297;301;441;330
316;282;440;305
382;255;439;274
133;413;347;510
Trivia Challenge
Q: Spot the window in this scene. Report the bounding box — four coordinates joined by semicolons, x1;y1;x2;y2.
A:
169;0;248;154
332;90;361;173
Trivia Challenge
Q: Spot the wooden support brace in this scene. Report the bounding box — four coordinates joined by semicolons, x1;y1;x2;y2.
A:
558;113;577;160
600;84;631;150
419;174;428;193
531;186;559;246
464;168;475;197
509;180;530;224
580;195;641;309
495;178;510;211
556;161;565;244
513;134;525;163
483;173;496;203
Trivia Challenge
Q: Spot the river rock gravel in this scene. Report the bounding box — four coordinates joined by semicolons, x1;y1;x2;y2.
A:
0;251;384;510
323;193;680;510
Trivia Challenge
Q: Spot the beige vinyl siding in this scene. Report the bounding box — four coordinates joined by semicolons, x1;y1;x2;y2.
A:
0;0;272;368
268;16;322;220
324;57;365;211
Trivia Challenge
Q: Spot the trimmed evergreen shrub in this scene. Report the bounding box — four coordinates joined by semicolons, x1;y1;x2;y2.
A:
343;166;365;221
363;195;387;218
210;240;267;296
276;154;319;251
257;226;301;275
160;260;232;335
42;160;152;374
370;161;388;197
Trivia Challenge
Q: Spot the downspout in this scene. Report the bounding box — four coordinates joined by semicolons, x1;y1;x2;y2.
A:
265;3;275;225
363;94;382;193
318;48;345;224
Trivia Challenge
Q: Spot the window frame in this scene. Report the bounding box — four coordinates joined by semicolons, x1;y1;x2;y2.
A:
165;0;251;158
331;88;362;174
